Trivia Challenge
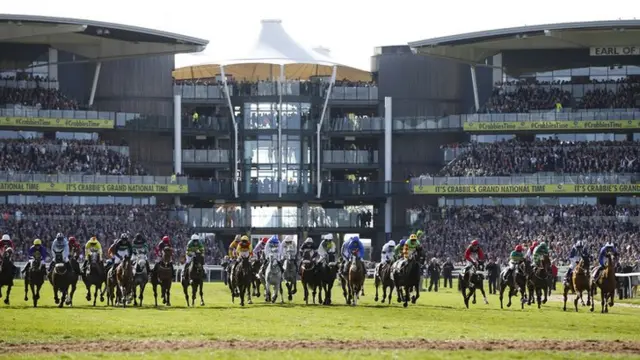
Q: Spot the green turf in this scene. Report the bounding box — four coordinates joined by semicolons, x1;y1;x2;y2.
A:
3;279;639;345
1;350;639;360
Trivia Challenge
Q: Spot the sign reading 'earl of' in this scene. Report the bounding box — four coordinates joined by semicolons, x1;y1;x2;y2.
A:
590;46;640;56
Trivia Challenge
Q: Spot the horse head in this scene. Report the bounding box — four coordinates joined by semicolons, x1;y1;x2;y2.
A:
162;247;173;265
3;248;13;262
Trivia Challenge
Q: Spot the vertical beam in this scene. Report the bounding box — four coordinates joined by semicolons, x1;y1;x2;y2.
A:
47;48;58;87
277;64;284;198
384;97;392;238
492;54;503;85
173;94;182;206
244;202;251;228
220;65;239;198
470;65;480;112
316;65;337;198
302;202;309;228
88;62;101;107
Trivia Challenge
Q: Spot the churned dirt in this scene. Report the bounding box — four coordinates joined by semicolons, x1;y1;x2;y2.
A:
2;339;640;354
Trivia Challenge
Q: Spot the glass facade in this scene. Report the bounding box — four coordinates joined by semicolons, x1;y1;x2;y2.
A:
243;102;310;130
520;66;640;83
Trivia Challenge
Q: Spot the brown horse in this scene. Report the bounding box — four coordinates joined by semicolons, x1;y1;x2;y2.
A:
591;252;617;313
347;251;365;306
563;254;591;312
374;261;394;305
300;250;322;305
0;248;16;305
24;251;46;307
181;250;205;307
152;247;173;307
528;255;550;309
116;255;134;308
231;255;253;306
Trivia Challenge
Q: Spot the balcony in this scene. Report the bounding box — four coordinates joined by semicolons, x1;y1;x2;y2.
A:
181;149;230;164
322;150;378;166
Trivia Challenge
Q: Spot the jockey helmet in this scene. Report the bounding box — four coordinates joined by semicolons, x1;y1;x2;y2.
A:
90;237;98;243
269;235;279;244
409;234;417;241
322;233;333;240
56;232;64;240
388;240;396;247
135;233;143;241
532;241;539;248
304;237;313;244
241;235;249;241
2;234;10;241
351;236;360;243
261;237;269;244
162;236;170;243
283;235;293;243
69;236;76;242
33;239;42;246
575;240;583;248
515;244;524;252
120;233;129;240
431;257;437;263
471;239;479;247
605;241;614;248
191;234;200;241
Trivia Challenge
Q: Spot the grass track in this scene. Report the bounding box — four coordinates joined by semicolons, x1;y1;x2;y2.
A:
2;279;639;358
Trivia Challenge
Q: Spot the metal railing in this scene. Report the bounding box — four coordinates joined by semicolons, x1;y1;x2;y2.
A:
0;79;59;90
181;149;230;163
323;150;378;164
463;109;640;123
174;82;378;100
0;172;186;185
410;174;637;187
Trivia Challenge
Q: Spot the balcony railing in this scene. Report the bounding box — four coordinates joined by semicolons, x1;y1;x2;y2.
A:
410;173;637;188
323;150;378;164
0;172;186;185
173;82;378;100
0;79;59;90
181;149;230;163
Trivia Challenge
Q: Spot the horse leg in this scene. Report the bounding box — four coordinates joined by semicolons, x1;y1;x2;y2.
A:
191;283;197;307
24;276;29;302
165;283;172;306
542;283;548;304
199;282;204;306
303;282;309;305
609;290;615;308
499;282;505;309
317;283;322;305
536;286;542;309
412;280;420;304
341;277;348;303
152;282;158;307
59;287;67;308
380;283;386;303
239;285;245;307
3;284;11;305
402;285;409;308
182;282;190;307
279;282;284;304
374;276;380;302
601;290;606;313
93;284;99;306
133;284;138;306
563;285;569;311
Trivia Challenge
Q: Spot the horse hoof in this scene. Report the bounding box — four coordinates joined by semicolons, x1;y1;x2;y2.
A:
24;297;28;301
403;302;408;308
200;301;205;306
507;303;511;308
248;300;253;305
86;295;91;301
472;300;476;304
374;296;379;302
54;298;59;304
100;297;105;302
3;299;9;305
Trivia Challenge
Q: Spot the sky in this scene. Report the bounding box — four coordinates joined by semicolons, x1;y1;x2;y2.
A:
3;0;639;71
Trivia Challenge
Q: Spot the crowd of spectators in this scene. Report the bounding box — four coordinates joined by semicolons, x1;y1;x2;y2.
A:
0;84;79;110
413;205;640;266
438;139;640;177
0;139;147;175
1;204;224;264
481;78;640;113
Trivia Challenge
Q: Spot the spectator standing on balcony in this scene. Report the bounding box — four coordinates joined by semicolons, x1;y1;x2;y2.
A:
192;111;199;128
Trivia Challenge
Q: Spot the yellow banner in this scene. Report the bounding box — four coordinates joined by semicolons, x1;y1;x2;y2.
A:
463;120;640;132
413;184;640;195
0;117;114;129
0;182;188;194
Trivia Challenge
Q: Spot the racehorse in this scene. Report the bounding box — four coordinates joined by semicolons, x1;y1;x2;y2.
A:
250;257;262;298
499;261;528;309
151;247;173;307
231;254;253;306
182;250;205;307
563;253;591;312
529;255;551;309
346;250;365;306
319;253;338;305
24;251;46;307
282;251;298;301
374;260;394;305
0;248;16;305
300;249;322;305
49;250;73;308
116;255;134;308
65;251;81;306
132;252;149;307
391;248;423;308
459;262;488;309
82;250;105;307
591;252;617;313
264;253;283;304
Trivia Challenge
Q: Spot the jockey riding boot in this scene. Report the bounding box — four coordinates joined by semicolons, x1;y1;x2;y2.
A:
21;262;30;274
48;261;55;273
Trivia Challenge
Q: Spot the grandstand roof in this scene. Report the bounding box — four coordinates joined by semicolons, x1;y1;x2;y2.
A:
174;19;371;82
0;14;208;60
408;20;640;64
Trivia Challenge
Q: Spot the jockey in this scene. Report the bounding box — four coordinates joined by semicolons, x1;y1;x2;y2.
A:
299;237;317;260
185;234;204;266
594;242;619;280
265;235;281;260
106;233;133;275
253;237;268;260
82;236;103;272
317;234;336;263
236;235;253;260
532;239;549;268
228;235;241;260
564;240;587;282
67;236;81;258
282;235;297;262
49;233;70;273
132;233;151;273
21;239;47;274
380;240;396;263
505;244;525;282
342;236;365;274
0;234;14;257
393;237;407;261
403;234;421;259
525;241;538;261
153;235;175;276
463;239;485;274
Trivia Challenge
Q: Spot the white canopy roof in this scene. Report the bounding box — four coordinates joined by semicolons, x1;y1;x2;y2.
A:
216;19;341;67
